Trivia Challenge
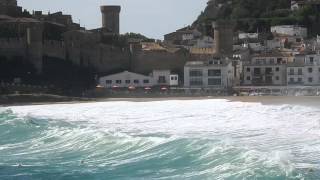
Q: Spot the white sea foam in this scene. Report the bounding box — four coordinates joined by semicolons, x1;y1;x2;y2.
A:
1;99;320;179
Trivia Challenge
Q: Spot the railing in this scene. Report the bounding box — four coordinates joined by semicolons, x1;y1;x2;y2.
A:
288;73;304;75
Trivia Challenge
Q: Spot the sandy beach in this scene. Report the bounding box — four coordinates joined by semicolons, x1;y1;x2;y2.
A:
2;94;320;108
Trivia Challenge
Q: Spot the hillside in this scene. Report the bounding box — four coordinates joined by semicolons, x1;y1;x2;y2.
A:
195;0;320;36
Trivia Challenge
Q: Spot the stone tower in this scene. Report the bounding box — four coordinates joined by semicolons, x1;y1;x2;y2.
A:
100;5;121;34
0;0;17;6
212;21;234;57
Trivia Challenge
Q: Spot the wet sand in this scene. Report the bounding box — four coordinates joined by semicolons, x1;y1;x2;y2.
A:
2;95;320;108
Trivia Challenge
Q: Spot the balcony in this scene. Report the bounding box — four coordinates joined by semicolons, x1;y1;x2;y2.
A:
287;73;303;76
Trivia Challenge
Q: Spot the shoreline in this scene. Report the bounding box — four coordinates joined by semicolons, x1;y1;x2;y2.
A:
1;94;320;108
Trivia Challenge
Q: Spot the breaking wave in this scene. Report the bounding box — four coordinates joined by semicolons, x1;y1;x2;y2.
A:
0;99;320;179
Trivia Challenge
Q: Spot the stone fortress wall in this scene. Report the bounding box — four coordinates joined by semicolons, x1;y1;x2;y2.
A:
0;0;233;78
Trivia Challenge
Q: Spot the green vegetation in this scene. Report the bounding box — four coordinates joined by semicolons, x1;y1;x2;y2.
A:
196;0;320;35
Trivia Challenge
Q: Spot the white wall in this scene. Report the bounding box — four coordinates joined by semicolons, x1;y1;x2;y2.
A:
184;62;234;88
99;71;154;88
152;70;171;85
271;25;307;38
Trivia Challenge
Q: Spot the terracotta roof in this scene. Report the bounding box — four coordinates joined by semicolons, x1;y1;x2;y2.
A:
252;51;292;58
189;47;215;55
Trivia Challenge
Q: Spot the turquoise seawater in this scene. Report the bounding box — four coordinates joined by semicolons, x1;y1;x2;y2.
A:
0;100;320;180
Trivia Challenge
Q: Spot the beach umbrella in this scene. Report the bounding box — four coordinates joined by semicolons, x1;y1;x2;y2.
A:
144;87;152;90
128;86;136;90
161;87;168;91
112;85;119;89
96;85;104;88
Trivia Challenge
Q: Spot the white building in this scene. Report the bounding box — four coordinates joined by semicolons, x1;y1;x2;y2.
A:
184;58;234;89
291;0;301;10
287;54;320;86
99;70;180;88
303;54;320;86
238;33;259;40
271;25;307;38
99;71;154;88
152;70;179;86
291;0;320;11
266;39;282;50
287;54;305;85
243;54;290;86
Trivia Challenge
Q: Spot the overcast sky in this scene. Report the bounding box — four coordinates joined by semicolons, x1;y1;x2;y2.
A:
18;0;207;39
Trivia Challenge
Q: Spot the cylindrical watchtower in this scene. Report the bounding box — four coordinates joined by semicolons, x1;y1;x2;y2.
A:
212;21;234;57
100;5;121;34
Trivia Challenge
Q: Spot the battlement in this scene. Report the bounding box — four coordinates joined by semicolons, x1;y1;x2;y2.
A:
100;5;121;34
100;6;121;13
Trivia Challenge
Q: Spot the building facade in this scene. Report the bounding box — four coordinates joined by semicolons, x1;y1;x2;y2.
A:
184;58;234;89
243;54;290;86
287;54;320;86
271;25;308;38
99;71;154;88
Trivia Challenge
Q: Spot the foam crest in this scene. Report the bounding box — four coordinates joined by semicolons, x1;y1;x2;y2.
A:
1;99;320;179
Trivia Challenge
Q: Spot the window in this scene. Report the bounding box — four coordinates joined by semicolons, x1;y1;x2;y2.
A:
310;57;314;64
208;69;221;76
158;76;166;83
143;79;149;84
298;68;303;75
190;79;203;86
208;78;222;86
246;68;251;72
246;76;251;81
277;58;282;64
134;80;139;84
106;80;112;84
289;68;294;75
125;80;131;84
116;80;122;84
290;78;294;83
170;76;178;81
276;67;280;72
189;69;203;77
298;78;302;82
276;76;280;81
254;68;261;75
309;77;313;83
308;68;313;73
318;68;320;72
266;68;272;75
270;58;275;64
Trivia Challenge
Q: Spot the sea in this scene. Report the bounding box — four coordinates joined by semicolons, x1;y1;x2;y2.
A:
0;99;320;180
